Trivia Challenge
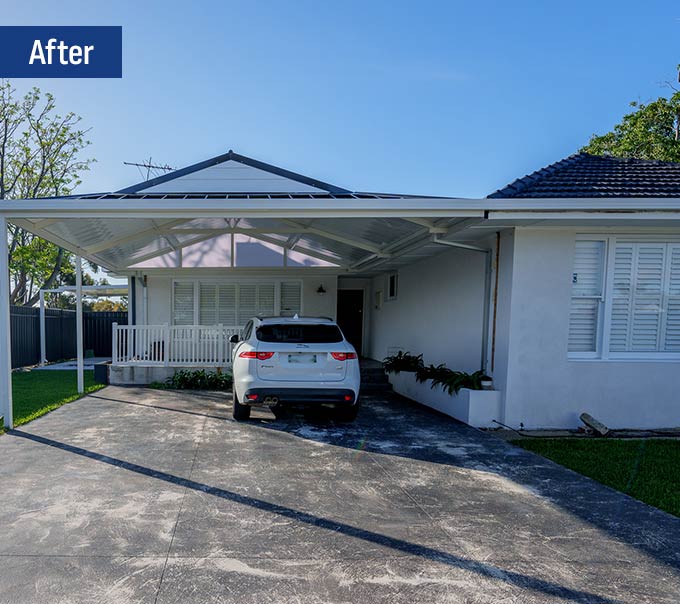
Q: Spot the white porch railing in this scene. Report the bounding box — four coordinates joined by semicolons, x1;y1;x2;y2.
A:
112;323;242;367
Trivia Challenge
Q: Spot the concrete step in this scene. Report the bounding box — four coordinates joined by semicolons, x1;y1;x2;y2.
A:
361;382;393;393
360;372;390;384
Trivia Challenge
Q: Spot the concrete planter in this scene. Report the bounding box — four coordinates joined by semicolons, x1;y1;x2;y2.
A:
388;371;501;428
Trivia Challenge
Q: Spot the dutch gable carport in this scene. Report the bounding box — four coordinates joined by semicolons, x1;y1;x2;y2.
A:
0;193;494;428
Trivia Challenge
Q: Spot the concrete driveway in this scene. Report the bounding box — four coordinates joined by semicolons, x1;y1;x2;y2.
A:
1;387;679;603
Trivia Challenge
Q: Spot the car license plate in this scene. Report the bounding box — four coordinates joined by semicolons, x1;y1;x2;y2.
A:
288;354;316;364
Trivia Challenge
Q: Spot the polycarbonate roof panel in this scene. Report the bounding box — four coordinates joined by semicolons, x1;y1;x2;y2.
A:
23;214;480;274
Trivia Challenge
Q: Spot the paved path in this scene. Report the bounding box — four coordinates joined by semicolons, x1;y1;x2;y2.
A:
1;386;679;603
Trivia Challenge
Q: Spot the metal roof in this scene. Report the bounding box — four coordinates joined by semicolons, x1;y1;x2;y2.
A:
117;150;353;195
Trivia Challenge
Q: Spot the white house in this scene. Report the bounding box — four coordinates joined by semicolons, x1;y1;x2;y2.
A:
2;150;680;431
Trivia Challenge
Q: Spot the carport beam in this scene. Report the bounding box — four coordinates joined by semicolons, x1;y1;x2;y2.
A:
0;217;13;428
76;255;84;394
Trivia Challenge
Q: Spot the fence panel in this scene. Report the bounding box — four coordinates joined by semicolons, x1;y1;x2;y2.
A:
9;306;128;368
10;306;41;368
83;311;127;356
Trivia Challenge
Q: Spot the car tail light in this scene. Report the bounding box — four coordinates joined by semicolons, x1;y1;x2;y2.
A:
246;393;259;401
344;394;353;401
330;352;357;361
239;351;275;360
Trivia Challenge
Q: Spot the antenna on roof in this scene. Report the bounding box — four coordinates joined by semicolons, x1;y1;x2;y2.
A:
123;157;175;180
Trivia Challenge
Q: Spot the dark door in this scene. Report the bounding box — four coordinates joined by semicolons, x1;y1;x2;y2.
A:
337;289;364;355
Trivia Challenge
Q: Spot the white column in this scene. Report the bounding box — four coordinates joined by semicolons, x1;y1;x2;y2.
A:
127;277;132;325
0;217;13;428
76;255;84;394
39;290;46;365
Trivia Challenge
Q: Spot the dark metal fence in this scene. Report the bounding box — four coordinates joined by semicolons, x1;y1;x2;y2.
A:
10;306;127;369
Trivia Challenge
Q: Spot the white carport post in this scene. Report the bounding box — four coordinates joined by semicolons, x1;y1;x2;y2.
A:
0;217;13;428
75;255;84;394
39;289;47;365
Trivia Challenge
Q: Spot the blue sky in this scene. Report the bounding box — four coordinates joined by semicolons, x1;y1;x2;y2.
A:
4;0;680;197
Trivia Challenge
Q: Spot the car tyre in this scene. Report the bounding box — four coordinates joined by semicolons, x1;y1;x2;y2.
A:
232;386;251;420
334;402;360;423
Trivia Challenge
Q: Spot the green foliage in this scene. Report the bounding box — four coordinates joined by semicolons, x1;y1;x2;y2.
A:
165;369;233;391
0;81;94;306
582;90;680;162
515;438;680;518
11;370;104;427
416;364;487;395
384;350;489;395
382;351;424;374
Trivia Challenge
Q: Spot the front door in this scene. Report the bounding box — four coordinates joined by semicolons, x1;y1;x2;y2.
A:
337;289;364;355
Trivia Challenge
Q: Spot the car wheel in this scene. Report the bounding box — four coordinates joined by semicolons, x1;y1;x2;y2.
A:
232;386;251;420
334;402;360;423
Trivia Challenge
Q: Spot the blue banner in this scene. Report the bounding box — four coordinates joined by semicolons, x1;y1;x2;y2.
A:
0;26;122;78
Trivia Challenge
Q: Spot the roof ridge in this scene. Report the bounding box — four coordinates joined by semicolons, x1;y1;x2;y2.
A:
116;149;353;195
487;152;588;198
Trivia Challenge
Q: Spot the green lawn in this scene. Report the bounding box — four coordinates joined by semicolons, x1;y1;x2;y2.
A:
514;438;680;518
10;370;105;428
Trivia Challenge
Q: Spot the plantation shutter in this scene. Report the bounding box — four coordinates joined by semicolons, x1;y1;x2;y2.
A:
237;284;257;324
280;281;302;316
568;241;605;352
199;283;217;324
629;244;666;351
216;284;237;325
173;282;195;325
609;243;634;351
664;245;680;351
257;283;276;317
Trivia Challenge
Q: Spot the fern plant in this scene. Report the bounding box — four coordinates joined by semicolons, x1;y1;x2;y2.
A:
382;351;424;374
416;365;487;395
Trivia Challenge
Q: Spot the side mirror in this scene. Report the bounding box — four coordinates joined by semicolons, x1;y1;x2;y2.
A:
229;334;240;344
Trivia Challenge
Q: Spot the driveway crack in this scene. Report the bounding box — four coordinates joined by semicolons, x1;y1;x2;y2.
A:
153;415;208;604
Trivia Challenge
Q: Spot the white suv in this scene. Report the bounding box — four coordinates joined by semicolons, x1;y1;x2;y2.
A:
230;316;361;421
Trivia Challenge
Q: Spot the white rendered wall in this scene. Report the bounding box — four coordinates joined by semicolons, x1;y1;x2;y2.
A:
500;227;680;430
368;247;487;373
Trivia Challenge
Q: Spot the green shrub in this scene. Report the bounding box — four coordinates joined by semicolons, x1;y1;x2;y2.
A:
165;369;233;391
382;351;424;374
416;365;487;395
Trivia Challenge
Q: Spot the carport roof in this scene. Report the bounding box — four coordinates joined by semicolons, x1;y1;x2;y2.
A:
4;150;680;275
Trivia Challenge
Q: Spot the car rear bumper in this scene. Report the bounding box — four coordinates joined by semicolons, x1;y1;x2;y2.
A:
244;388;357;406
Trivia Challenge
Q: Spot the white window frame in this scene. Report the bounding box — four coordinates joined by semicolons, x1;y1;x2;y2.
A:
569;234;680;361
171;277;303;327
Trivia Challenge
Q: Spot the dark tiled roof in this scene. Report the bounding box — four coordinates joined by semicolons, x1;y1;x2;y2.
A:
488;153;680;198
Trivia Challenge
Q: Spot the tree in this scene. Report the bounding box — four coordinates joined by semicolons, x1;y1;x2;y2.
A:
581;68;680;162
0;80;94;306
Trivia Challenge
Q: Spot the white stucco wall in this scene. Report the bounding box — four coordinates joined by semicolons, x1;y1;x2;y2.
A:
132;272;338;326
500;227;680;430
368;246;487;372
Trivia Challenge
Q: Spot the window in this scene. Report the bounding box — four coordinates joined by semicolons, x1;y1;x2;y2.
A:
173;282;195;326
256;323;343;343
280;281;302;316
173;280;302;326
387;273;398;300
568;240;605;353
568;238;680;358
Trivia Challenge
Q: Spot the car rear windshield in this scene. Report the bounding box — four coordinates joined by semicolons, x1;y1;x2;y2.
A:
256;323;343;343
